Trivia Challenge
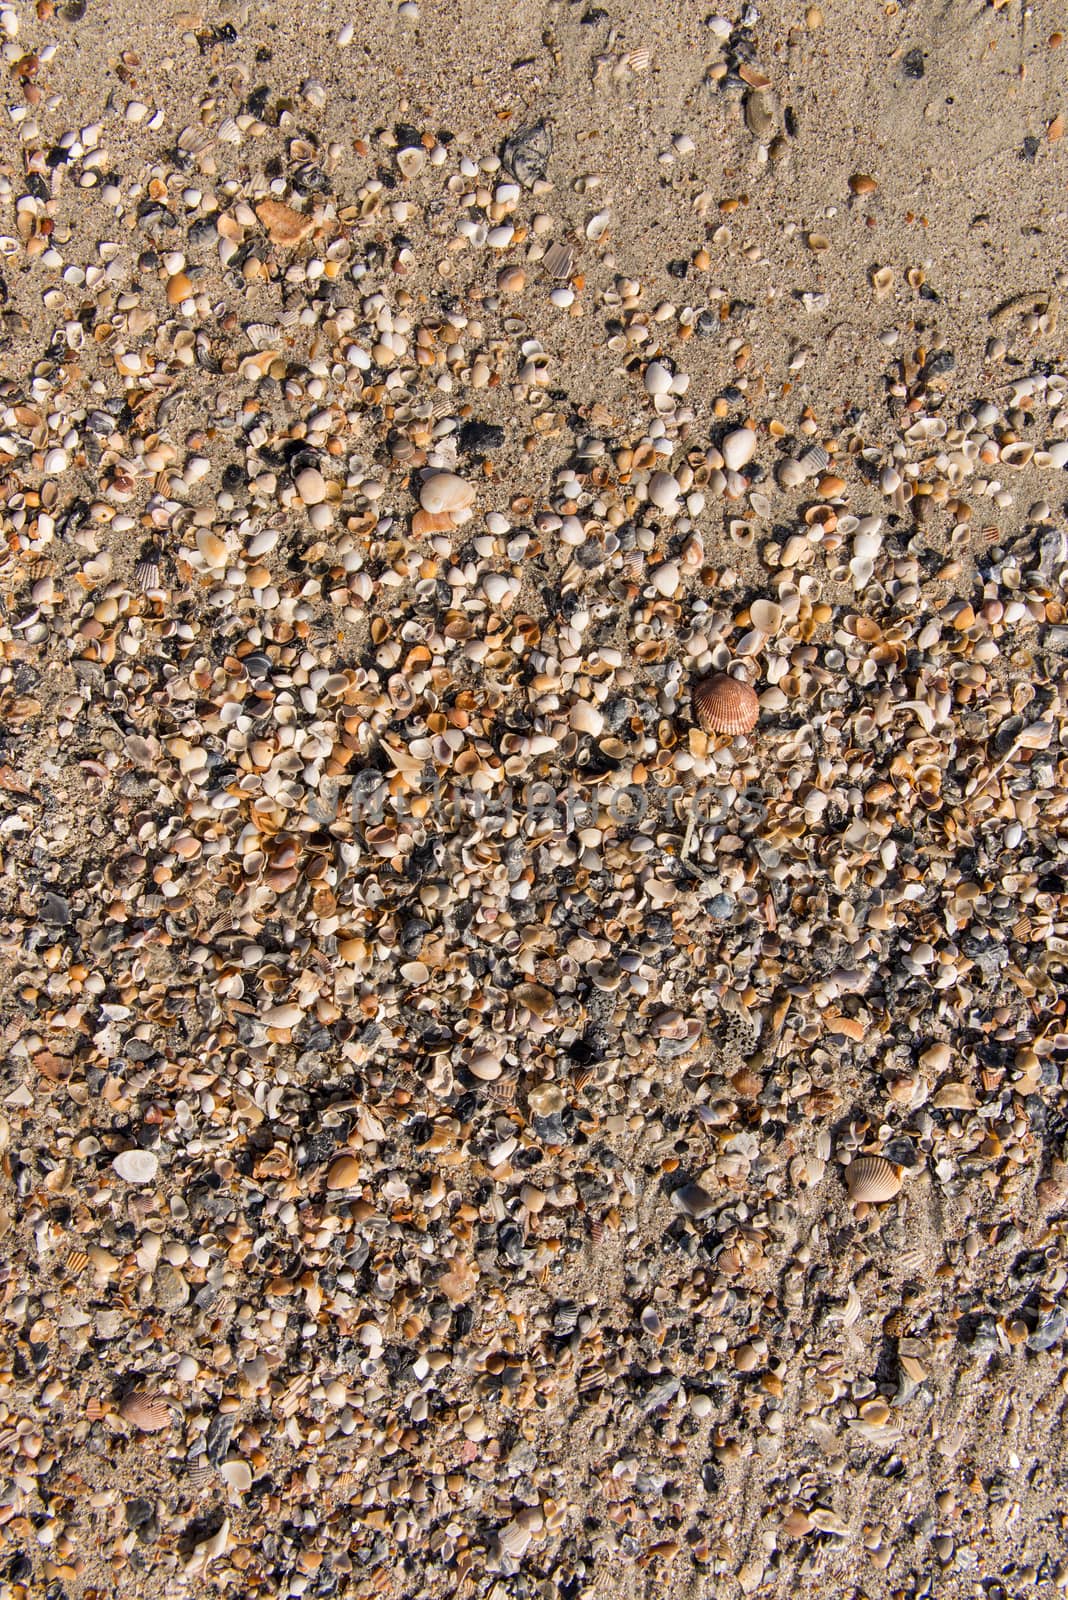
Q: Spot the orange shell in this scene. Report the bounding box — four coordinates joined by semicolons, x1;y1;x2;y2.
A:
845;1155;902;1203
693;673;760;736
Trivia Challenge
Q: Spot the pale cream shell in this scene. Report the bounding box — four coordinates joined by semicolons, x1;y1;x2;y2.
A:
845;1155;902;1203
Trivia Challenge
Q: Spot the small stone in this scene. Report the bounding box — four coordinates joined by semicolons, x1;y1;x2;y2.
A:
152;1263;190;1310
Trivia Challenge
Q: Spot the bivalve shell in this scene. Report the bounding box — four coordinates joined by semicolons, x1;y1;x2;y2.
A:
722;427;757;473
419;472;476;515
693;673;760;735
326;1154;361;1190
396;146;427;179
845;1155;902;1203
113;1149;159;1185
119;1391;173;1432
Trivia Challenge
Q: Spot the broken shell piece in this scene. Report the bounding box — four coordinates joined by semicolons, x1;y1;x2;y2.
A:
396;146;427;179
255;198;315;247
871;265;895;301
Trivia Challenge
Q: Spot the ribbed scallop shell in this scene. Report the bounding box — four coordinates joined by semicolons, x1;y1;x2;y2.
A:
693;673;759;736
118;1390;173;1432
845;1155;901;1203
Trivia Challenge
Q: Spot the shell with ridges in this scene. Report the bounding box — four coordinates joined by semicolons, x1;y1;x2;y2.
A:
845;1155;902;1203
693;673;760;736
119;1390;173;1432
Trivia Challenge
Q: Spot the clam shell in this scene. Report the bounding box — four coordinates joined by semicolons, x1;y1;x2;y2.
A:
119;1391;173;1432
749;598;783;634
396;146;427;179
845;1155;902;1203
419;472;475;515
722;427;757;473
693;673;760;736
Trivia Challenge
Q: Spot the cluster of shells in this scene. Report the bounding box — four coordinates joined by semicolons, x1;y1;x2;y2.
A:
1;9;1068;1596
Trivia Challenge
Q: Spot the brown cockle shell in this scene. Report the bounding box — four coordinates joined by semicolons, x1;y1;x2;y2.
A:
693;673;760;736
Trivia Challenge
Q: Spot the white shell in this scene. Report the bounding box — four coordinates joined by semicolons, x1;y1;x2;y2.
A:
396;146;427;179
420;472;475;515
220;1459;253;1492
648;471;681;512
722;427;757;473
113;1149;159;1184
644;361;672;397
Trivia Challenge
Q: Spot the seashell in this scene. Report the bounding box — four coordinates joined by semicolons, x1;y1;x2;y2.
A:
467;1049;502;1082
749;598;783;633
999;440;1034;468
693;673;760;736
845;1155;902;1203
295;466;326;505
396;146;427;179
502;121;552;188
777;458;807;490
119;1391;173;1432
217;117;242;144
419;472;475;515
220;1458;253;1493
326;1154;361;1190
134;554;161;592
744;91;774;140
722;427;757;473
246;322;280;350
798;444;830;478
585;209;611;242
113;1149;159;1184
255;198;315;248
871;265;895;301
643;360;672;397
648;471;681;513
542;240;574;279
178;125;214;155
